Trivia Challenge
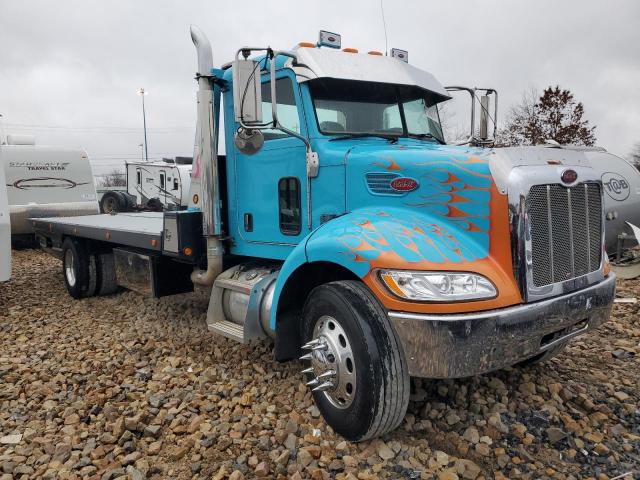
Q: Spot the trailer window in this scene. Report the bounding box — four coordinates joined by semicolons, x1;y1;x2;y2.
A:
136;169;141;185
261;78;300;140
173;178;179;190
278;177;301;235
160;172;165;190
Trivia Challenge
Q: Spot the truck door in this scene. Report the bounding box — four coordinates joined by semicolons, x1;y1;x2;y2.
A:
234;73;308;244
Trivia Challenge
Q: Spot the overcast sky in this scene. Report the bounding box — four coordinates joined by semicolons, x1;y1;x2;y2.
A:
1;0;638;176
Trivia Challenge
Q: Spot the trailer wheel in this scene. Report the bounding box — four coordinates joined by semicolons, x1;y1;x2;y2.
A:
100;191;124;214
62;238;97;298
300;281;410;442
96;252;119;296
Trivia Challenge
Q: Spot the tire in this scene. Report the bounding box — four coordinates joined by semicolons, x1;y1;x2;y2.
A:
300;280;410;442
96;251;119;296
100;191;124;214
146;197;163;212
516;342;567;367
62;238;98;299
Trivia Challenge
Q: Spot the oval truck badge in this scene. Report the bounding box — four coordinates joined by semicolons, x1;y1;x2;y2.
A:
561;169;578;184
390;177;418;192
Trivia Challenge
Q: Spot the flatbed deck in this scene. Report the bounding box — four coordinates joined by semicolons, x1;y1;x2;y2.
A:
32;212;164;252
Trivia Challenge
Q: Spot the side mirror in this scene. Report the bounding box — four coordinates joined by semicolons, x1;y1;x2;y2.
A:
234;128;264;155
232;58;263;124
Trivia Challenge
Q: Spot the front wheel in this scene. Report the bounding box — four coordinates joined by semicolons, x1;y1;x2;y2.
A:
300;281;410;441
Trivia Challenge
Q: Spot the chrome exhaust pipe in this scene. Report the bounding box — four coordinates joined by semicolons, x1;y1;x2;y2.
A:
189;25;223;286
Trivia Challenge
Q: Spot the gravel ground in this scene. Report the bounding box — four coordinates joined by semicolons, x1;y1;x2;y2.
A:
1;249;639;480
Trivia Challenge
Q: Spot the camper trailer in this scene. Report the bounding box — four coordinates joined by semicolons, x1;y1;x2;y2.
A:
0;163;10;281
99;157;192;213
1;135;99;241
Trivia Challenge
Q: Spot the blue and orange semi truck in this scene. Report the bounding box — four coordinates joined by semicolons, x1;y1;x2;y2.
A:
33;27;615;441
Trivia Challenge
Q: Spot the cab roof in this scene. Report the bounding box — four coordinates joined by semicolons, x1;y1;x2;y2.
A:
289;47;451;102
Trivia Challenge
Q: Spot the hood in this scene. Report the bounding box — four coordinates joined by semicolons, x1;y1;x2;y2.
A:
344;142;494;239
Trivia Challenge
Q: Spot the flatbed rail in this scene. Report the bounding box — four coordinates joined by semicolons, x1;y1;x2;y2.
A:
32;212;164;252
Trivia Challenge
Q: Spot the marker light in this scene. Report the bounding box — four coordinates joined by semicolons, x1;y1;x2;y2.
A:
368;50;383;56
379;270;497;302
318;30;341;49
298;42;315;48
342;48;358;54
391;48;408;63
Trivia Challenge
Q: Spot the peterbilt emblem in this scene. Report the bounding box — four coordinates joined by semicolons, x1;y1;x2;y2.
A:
561;169;578;184
601;172;630;201
390;177;419;192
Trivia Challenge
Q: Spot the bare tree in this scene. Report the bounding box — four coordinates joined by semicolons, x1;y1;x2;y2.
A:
629;142;640;171
99;169;126;187
499;86;596;147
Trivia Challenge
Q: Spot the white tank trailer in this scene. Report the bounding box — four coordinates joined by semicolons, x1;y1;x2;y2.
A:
0;135;99;238
582;148;640;253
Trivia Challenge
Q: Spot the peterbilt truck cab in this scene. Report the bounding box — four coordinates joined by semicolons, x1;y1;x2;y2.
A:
34;27;615;441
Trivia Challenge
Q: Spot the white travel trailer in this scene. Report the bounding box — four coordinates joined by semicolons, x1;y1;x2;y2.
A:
1;135;99;239
0;163;10;281
127;158;192;209
100;157;192;213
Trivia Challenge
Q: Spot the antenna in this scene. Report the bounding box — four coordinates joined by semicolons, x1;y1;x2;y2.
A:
380;0;389;55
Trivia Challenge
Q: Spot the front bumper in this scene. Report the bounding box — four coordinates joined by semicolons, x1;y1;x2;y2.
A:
388;274;616;378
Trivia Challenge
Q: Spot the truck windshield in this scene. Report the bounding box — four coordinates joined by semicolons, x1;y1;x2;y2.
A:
308;78;445;143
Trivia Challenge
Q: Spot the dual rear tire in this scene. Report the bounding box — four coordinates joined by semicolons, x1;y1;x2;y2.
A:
62;238;118;298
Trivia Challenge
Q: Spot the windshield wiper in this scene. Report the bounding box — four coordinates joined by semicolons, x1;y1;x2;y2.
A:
329;133;399;144
407;133;445;145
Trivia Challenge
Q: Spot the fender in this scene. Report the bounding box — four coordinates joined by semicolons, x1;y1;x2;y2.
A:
272;198;523;329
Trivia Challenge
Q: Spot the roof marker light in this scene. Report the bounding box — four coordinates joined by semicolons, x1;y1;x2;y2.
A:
368;50;383;56
391;48;408;63
318;30;341;49
342;47;358;54
298;42;315;48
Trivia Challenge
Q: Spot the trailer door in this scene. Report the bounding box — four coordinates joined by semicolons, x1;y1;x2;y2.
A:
159;170;166;205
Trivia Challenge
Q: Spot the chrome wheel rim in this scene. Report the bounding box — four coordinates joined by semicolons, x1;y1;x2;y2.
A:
64;249;76;287
301;315;357;409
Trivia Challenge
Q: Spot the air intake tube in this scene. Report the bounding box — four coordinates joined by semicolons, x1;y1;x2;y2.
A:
189;25;224;286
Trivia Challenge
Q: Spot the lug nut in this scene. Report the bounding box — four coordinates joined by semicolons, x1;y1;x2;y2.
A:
312;381;334;392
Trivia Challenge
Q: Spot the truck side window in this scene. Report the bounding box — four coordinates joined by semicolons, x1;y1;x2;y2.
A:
278;177;301;235
261;78;299;140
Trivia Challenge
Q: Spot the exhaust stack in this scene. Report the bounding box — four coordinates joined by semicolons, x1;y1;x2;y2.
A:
189;25;223;286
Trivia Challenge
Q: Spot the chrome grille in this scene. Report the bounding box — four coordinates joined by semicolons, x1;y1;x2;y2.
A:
365;172;403;196
527;183;602;287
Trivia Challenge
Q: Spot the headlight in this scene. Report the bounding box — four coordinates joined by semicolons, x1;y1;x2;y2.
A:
379;270;497;302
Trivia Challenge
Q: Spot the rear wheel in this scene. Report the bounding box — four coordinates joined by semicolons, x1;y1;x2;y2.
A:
62;238;97;298
100;191;124;214
96;251;119;296
300;281;410;441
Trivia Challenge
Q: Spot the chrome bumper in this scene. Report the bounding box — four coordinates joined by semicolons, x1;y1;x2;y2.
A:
388;274;616;379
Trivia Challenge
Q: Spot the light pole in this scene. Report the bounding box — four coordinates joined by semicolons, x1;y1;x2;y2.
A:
137;88;149;162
